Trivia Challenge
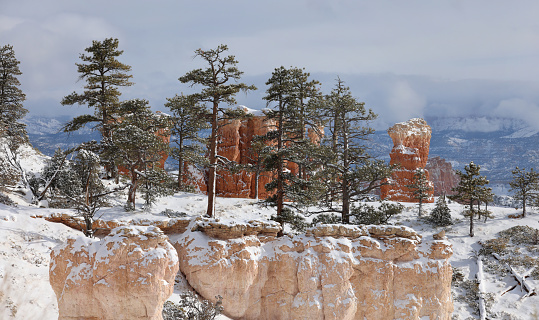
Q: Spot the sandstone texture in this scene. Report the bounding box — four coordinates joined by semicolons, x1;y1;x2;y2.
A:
49;226;179;320
184;113;277;199
215;115;277;199
426;156;459;196
34;212;191;237
186;108;324;200
172;219;453;320
381;118;435;202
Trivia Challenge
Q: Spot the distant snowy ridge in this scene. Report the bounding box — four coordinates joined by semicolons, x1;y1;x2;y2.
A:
501;127;539;139
427;116;526;133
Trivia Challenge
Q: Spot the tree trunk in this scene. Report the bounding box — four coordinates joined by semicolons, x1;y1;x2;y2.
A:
523;197;527;217
177;136;185;190
342;127;350;224
254;170;259;200
277;102;284;236
206;101;218;218
128;168;138;209
418;199;423;217
342;180;350;224
469;201;474;237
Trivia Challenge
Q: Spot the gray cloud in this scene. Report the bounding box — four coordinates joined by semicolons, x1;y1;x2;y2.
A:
2;0;539;128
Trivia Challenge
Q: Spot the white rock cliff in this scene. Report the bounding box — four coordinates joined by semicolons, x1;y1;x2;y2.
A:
172;219;453;320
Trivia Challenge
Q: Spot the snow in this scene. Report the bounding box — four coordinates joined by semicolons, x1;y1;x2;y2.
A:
1;151;539;319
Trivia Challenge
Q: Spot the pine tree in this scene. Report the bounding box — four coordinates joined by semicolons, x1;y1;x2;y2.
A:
179;44;256;218
61;38;133;178
37;148;79;208
0;44;28;148
509;167;539;217
261;66;325;231
429;195;452;226
110;99;172;210
316;79;393;223
449;161;489;237
244;138;267;200
164;93;209;190
406;168;433;217
70;148;110;237
0;44;29;192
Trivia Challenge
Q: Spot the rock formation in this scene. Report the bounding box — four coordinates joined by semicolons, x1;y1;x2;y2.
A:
34;212;191;237
172;218;453;320
214;115;277;199
381;118;434;202
426;156;459;196
185;108;323;200
49;226;178;320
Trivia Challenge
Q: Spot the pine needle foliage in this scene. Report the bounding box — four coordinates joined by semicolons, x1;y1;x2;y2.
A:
165;93;209;191
179;44;256;218
0;44;28;149
449;161;489;237
110;99;172;210
429;195;453;227
61;38;133;178
406;168;433;217
509;166;539;217
261;66;325;232
316;78;393;223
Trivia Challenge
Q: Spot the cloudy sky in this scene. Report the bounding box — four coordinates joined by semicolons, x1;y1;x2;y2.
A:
2;0;539;129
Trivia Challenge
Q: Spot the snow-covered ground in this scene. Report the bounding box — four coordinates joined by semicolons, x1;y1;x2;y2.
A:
1;189;538;319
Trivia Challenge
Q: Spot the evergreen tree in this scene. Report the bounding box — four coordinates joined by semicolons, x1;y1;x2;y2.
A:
110;99;172;210
36;148;78;207
164;93;209;190
70;148;110;237
509;167;539;217
0;44;28;148
429;195;452;226
138;167;175;211
449;161;489;237
406;168;433;217
477;185;494;222
179;44;256;218
316;79;392;223
0;44;29;192
244;138;267;200
261;66;325;231
61;38;133;178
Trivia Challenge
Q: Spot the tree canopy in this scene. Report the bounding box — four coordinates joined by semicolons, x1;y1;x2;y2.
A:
179;44;256;218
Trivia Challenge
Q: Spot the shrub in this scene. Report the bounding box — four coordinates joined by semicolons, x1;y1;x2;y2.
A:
478;238;509;256
429;196;453;226
271;208;307;233
0;192;15;206
310;213;341;226
351;202;403;225
162;291;223;320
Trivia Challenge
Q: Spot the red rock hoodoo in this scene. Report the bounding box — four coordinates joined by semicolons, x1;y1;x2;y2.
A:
425;156;459;196
381;118;434;202
185;109;322;199
214;115;277;199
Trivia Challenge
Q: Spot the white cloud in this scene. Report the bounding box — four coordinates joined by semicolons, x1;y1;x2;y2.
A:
385;81;426;123
494;98;539;129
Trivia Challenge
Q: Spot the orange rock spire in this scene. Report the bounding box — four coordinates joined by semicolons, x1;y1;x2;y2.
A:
381;118;434;202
